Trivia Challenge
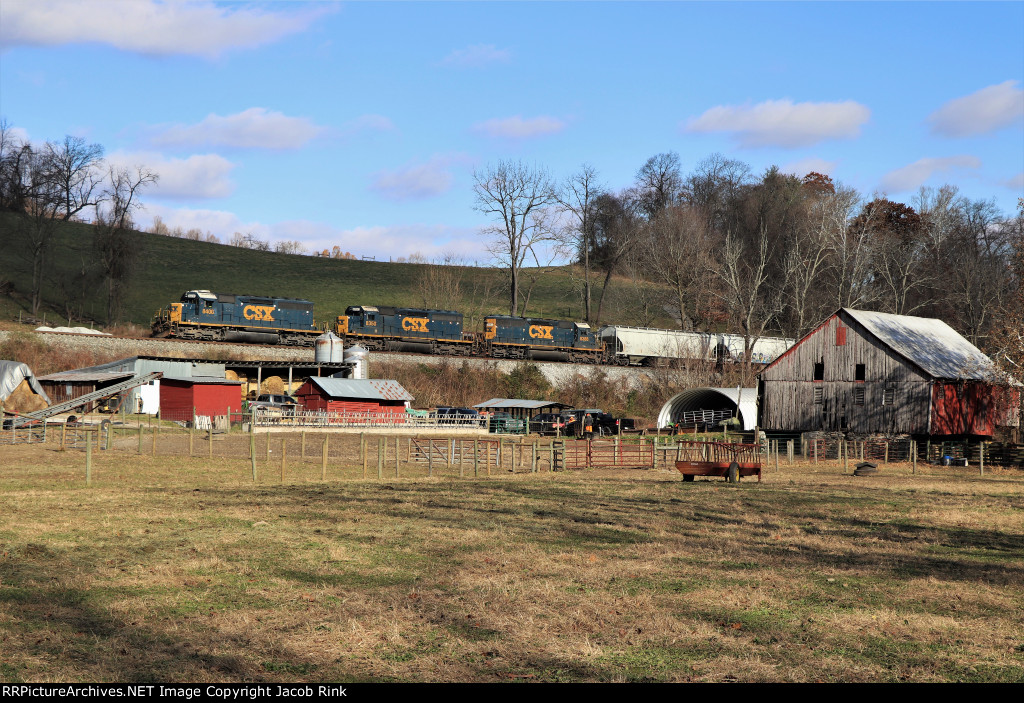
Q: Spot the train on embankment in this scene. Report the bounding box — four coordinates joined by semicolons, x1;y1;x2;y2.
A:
152;290;794;367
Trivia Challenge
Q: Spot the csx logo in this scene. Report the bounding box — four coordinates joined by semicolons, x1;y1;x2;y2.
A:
402;317;430;332
243;305;275;321
529;325;553;340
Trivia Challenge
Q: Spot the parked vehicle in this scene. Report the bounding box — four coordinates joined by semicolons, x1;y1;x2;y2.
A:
529;412;567;436
249;394;297;416
487;411;526;434
433;407;483;426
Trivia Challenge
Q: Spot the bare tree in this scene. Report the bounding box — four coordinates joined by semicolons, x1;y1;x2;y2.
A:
717;222;788;383
557;164;603;322
12;145;61;314
648;205;718;331
93;165;158;323
274;240;307;255
473;160;558;316
43;135;104;221
588;192;643;325
416;253;464;309
634;152;683;219
784;184;856;336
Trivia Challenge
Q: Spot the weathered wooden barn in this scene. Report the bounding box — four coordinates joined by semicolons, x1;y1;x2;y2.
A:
758;309;1019;438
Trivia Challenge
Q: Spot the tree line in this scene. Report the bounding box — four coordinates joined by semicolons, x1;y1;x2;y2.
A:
0;123;158;323
473;154;1023;373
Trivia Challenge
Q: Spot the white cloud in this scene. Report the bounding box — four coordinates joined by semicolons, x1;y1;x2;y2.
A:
879;156;982;193
440;44;511;68
780;157;839;178
0;0;324;58
928;81;1024;138
684;99;871;148
1005;173;1024;191
109;151;235;199
370;155;467;201
149;108;325;150
473;115;566;140
139;206;489;262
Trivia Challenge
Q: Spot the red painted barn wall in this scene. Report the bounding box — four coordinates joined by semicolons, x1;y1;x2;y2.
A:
160;380;242;419
294;380;407;416
930;382;1018;436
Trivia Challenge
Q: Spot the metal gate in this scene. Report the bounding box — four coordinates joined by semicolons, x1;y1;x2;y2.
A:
561;439;656;469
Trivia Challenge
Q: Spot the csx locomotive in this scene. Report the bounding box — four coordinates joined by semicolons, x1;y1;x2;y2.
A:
152;290;321;345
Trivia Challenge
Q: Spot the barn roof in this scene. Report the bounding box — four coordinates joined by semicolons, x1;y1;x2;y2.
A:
842;309;1003;382
305;377;413;401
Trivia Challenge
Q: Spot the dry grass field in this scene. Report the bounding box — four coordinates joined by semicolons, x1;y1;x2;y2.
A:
1;434;1023;683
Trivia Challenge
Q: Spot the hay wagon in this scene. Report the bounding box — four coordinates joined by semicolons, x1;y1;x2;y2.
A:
675;441;762;483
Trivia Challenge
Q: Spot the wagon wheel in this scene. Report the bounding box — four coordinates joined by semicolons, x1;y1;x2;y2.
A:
727;461;740;484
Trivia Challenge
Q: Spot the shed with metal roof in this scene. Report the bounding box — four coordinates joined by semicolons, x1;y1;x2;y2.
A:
295;377;413;416
473;398;571;421
758;308;1019;437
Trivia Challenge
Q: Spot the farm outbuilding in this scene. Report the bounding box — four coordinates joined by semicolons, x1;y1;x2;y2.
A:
473;398;571;422
159;376;243;423
657;387;757;431
758;308;1019;438
295;377;413;416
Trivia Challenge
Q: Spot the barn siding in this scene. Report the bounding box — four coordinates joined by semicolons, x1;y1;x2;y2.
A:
931;382;1020;436
760;312;931;433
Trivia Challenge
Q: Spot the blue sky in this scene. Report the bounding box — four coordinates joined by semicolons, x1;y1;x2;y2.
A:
3;1;1022;262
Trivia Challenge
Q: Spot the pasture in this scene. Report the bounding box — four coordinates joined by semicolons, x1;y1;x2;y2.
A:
1;439;1022;683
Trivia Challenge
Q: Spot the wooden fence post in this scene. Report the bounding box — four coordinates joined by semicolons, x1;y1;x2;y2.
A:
322;436;328;481
362;433;368;478
250;426;257;483
532;441;537;473
884;440;889;465
980;442;985;476
474;438;479;477
85;432;92;486
301;431;306;460
377;437;383;479
281;439;286;482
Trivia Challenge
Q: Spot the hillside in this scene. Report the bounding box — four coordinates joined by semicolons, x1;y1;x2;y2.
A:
0;213;676;331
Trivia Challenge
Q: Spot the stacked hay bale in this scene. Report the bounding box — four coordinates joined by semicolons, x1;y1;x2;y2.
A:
3;380;48;413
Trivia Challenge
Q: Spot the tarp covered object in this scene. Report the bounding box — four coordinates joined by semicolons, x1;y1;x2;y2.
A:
0;360;51;404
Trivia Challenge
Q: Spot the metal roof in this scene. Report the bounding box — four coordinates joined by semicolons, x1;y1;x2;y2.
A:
473;398;571;410
161;375;243;385
38;371;133;383
306;377;413;401
843;309;1004;381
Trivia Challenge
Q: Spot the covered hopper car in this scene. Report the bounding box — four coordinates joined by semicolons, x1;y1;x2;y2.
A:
152;290;321;345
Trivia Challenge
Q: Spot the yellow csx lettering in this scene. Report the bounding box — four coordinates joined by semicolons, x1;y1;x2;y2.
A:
243;305;275;321
401;317;430;333
529;325;554;340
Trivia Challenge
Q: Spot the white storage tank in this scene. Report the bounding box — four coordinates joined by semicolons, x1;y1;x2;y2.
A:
343;345;369;380
314;331;344;363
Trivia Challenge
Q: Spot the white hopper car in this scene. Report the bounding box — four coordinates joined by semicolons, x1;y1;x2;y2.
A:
599;325;794;366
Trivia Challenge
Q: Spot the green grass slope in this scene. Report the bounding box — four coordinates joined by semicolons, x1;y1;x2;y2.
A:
0;213;673;330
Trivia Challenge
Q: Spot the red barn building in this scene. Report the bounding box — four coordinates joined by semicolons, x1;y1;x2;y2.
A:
159;376;243;421
759;309;1019;438
295;377;413;417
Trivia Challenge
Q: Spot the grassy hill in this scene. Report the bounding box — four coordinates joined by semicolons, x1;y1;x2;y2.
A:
0;213;675;331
